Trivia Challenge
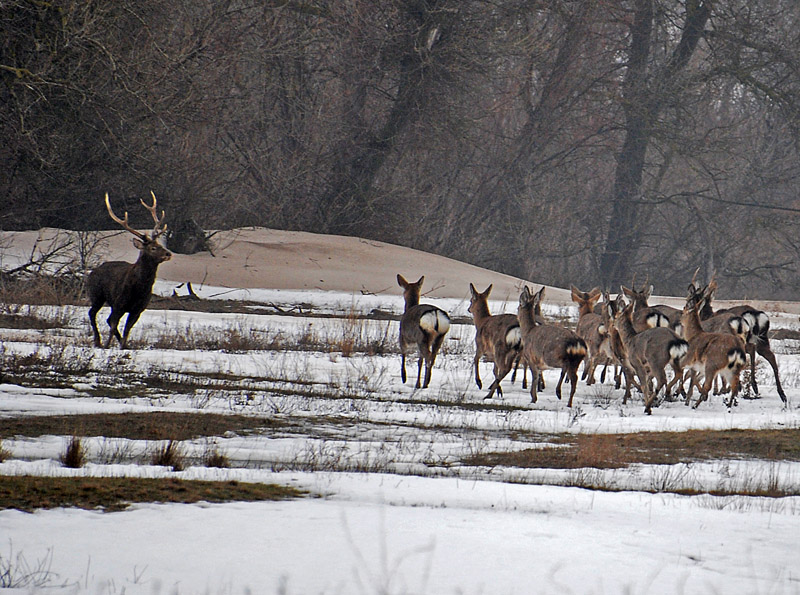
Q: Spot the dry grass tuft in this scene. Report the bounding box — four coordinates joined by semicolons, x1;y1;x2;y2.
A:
61;436;87;468
151;440;186;471
203;444;231;468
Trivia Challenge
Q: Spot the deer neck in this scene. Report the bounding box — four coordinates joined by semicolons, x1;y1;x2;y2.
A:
469;300;491;324
517;302;537;333
698;300;714;321
615;313;637;348
681;307;704;340
133;251;161;281
577;302;594;318
403;292;420;311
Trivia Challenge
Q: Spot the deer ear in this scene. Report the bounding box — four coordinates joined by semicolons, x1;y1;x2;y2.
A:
397;274;408;288
469;283;478;298
645;285;653;299
132;238;145;250
483;284;492;297
417;275;425;287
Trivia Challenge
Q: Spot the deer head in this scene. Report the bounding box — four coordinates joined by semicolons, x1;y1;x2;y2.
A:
105;192;171;264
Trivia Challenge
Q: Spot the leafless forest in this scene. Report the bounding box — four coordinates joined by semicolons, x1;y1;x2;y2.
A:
2;1;800;298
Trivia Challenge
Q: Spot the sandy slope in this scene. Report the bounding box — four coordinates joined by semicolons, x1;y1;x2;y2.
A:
2;227;563;305
3;226;799;313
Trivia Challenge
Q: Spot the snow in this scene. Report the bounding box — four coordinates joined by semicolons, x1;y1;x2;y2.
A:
1;284;800;594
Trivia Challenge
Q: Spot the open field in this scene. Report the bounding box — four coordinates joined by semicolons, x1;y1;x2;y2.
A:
1;228;800;593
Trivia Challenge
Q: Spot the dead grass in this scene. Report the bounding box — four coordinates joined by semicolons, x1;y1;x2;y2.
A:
151;440;186;471
0;412;278;441
0;477;304;512
464;428;800;469
60;436;86;469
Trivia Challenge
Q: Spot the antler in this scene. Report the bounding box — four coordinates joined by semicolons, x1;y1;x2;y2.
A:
140;191;168;239
105;193;146;240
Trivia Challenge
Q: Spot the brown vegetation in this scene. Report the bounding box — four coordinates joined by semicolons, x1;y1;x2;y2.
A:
0;477;303;513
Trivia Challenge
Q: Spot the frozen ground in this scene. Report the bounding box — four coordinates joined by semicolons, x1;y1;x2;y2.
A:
1;282;800;594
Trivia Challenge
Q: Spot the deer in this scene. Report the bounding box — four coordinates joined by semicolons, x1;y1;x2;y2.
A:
600;291;638;402
397;274;451;389
688;278;751;396
695;276;786;404
570;286;612;385
517;286;587;407
468;283;523;400
612;295;689;415
87;192;171;349
680;282;747;409
621;281;680;334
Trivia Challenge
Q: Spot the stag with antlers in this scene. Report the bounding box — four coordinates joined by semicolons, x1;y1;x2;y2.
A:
87;192;171;349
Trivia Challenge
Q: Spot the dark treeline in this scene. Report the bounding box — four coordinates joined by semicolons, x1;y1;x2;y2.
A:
2;1;800;299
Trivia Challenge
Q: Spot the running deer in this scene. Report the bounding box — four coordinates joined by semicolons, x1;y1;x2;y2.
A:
696;277;786;403
517;286;587;407
621;282;679;334
570;286;612;385
691;278;750;396
600;291;638;402
468;283;523;400
87;192;171;349
613;296;689;415
397;274;451;389
680;283;746;409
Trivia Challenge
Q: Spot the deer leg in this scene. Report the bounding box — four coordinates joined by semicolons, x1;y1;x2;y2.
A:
120;311;142;350
415;335;432;388
485;353;514;400
567;366;579;407
693;367;716;409
423;333;446;389
755;341;786;403
746;342;758;396
621;365;633;404
555;369;566;400
473;352;483;389
510;351;521;384
581;356;591;382
401;353;407;383
529;368;540;403
88;303;103;347
652;367;668;405
105;310;124;349
665;363;683;400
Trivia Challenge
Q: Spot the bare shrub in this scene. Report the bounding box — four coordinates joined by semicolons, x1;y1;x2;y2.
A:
203;444;230;468
61;436;87;468
0;441;10;463
151;440;186;471
97;438;137;465
0;544;56;589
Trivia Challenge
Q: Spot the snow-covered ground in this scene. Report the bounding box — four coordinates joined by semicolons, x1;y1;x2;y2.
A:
1;283;800;594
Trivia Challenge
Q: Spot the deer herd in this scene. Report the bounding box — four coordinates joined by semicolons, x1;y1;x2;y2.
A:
86;194;786;415
397;273;787;415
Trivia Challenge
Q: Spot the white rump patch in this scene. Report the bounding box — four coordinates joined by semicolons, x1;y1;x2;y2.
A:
506;326;522;348
420;310;450;335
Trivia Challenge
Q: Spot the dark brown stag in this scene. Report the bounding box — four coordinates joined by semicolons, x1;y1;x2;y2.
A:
87;192;171;348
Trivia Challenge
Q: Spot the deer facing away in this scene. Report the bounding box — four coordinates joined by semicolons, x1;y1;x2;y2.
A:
570;286;612;386
468;283;523;400
613;297;688;415
517;286;587;407
87;192;171;349
697;278;786;404
397;274;450;389
681;282;746;409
